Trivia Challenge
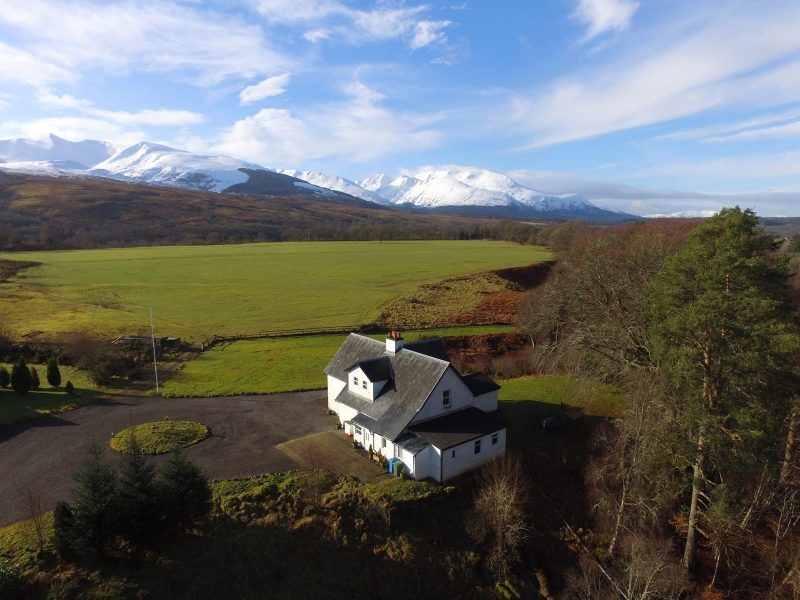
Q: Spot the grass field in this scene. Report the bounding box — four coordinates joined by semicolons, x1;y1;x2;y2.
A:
0;364;100;425
498;375;623;451
161;325;515;397
0;241;547;342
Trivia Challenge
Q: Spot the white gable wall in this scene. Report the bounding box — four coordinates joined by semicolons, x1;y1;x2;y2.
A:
473;390;498;413
327;375;346;407
410;367;475;425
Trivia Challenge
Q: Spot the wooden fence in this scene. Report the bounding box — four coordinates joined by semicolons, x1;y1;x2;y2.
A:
198;325;366;351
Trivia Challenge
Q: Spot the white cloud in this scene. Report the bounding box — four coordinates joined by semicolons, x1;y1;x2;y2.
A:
239;74;291;105
705;119;800;143
656;107;800;142
572;0;638;41
633;150;800;180
33;88;204;128
251;0;449;49
216;81;442;166
90;108;204;127
511;4;800;148
410;20;451;50
507;168;800;216
0;0;292;88
0;116;144;146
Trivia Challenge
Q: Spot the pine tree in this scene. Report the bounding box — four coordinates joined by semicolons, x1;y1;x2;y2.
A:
648;207;800;572
29;366;40;390
116;434;159;544
10;359;31;395
0;367;9;388
52;501;76;558
65;380;74;395
69;442;119;555
156;451;211;530
46;358;61;388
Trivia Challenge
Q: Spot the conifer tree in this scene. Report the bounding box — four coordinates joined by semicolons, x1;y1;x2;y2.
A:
68;442;119;554
10;359;31;395
46;358;61;388
156;451;211;530
116;434;159;544
29;366;40;390
65;380;74;395
648;207;800;571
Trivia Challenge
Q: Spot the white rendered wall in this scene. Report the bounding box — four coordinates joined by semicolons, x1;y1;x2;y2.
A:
410;367;474;425
440;428;507;481
473;390;498;413
327;375;346;408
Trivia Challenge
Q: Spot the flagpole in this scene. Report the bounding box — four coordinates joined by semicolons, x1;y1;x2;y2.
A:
149;307;160;393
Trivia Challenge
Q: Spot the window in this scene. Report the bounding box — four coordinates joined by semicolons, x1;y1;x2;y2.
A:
355;425;362;435
442;389;451;408
382;438;386;448
451;450;456;458
362;380;367;390
491;433;498;445
353;376;359;386
474;440;481;454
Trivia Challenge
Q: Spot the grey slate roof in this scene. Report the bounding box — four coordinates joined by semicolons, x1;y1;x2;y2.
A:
461;372;501;396
325;333;450;441
355;356;392;382
394;431;430;455
410;407;505;450
404;338;450;361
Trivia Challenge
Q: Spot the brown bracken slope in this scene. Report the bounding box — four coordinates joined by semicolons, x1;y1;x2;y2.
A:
0;171;503;250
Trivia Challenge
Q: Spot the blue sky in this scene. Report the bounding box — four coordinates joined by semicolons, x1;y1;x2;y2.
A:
1;0;800;216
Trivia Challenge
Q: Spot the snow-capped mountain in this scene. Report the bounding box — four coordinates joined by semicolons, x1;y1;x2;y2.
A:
0;135;638;220
0;133;117;171
279;169;385;203
359;167;607;215
91;142;264;192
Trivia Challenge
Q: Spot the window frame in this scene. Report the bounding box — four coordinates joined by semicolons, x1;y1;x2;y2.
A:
442;389;451;409
491;433;499;445
474;439;481;454
355;424;362;435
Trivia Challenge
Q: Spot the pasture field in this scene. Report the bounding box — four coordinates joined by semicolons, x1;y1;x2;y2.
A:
0;363;100;425
0;241;547;341
161;325;515;397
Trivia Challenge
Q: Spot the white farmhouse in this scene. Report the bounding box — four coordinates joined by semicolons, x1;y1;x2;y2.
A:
324;331;506;482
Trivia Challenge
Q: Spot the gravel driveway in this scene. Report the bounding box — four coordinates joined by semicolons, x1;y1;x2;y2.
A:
0;391;333;528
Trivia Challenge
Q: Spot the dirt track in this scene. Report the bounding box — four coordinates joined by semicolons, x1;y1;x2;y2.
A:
0;391;333;527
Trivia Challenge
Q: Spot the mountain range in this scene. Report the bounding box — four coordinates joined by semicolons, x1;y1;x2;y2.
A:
0;134;638;221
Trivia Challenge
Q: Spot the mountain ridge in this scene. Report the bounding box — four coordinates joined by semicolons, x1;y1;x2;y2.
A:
0;134;639;221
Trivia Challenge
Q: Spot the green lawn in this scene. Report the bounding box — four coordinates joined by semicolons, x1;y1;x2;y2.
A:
0;364;100;425
497;375;623;451
0;241;547;342
0;513;53;571
110;420;209;454
161;325;515;397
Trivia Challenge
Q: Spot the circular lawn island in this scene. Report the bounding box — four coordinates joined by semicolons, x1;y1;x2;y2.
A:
110;420;209;454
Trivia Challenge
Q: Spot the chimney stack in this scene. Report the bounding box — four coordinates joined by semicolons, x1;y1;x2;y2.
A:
386;330;403;354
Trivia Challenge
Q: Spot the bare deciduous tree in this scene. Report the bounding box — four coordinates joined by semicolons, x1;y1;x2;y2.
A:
467;453;530;580
24;485;46;557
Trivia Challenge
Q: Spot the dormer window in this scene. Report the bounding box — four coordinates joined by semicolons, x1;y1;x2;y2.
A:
442;389;451;409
